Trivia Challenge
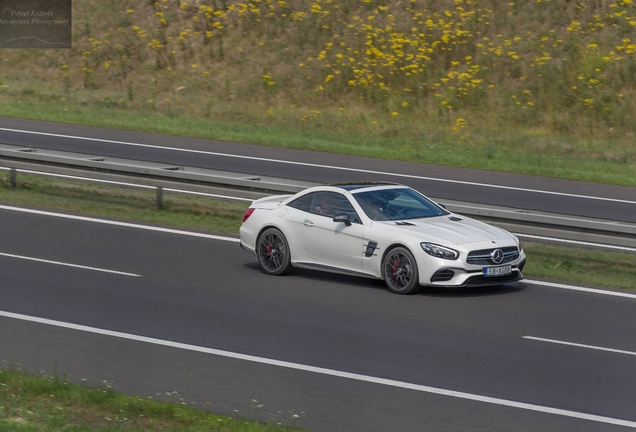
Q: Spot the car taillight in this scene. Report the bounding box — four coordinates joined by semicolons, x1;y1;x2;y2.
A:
242;208;255;223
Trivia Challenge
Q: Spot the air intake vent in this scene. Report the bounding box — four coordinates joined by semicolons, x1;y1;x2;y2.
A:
430;269;455;282
395;221;415;226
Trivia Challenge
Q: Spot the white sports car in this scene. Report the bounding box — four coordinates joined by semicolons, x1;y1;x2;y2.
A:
239;182;526;294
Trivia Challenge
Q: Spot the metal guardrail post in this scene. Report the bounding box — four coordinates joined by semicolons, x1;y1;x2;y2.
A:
10;168;16;190
156;186;163;210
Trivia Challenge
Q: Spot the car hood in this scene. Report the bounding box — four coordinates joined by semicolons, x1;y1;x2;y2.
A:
373;214;513;246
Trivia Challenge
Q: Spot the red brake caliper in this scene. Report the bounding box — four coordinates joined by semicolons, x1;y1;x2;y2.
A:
266;243;272;256
392;257;398;279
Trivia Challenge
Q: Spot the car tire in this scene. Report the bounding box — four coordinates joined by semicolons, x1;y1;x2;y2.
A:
257;228;295;276
382;247;421;294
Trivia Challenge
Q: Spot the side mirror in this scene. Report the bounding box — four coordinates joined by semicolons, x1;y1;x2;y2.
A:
333;213;352;226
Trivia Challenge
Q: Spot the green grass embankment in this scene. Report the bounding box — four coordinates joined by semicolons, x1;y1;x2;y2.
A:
0;368;304;432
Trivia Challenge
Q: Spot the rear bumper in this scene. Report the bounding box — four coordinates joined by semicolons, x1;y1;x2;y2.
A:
239;237;256;255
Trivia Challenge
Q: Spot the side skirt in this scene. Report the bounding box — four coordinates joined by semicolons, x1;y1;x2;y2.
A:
294;262;381;279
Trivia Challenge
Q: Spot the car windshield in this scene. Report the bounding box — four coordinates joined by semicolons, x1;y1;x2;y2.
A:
353;188;446;221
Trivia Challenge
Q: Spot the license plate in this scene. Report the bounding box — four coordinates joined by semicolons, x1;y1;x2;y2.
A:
483;265;512;277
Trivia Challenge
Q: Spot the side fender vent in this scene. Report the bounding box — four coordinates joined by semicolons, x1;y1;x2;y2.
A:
364;241;378;257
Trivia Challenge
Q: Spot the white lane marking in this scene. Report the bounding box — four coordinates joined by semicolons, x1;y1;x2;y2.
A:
0;167;253;202
0;205;240;243
524;336;636;357
2;205;635;298
2;127;635;206
0;252;140;277
524;279;636;299
516;234;636;253
1;310;635;428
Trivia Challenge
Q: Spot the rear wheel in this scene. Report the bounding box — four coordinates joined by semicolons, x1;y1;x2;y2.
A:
382;247;421;294
257;228;295;275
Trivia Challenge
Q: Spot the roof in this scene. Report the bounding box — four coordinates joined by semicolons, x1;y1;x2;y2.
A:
328;181;401;191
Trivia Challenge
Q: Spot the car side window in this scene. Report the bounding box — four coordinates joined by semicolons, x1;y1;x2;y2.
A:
288;192;315;212
310;192;361;223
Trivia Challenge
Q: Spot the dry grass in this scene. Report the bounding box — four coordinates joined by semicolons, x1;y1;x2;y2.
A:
1;0;635;168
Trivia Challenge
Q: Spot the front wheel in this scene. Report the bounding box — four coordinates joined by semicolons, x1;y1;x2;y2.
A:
257;228;295;276
382;247;421;294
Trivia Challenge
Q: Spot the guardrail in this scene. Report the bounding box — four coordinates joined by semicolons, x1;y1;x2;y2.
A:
437;199;636;250
1;143;635;249
0;143;315;205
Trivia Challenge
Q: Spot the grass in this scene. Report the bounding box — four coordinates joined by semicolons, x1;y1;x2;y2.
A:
0;367;304;431
523;243;636;291
1;171;635;292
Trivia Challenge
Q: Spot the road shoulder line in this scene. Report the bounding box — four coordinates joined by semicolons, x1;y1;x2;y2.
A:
0;205;240;243
0;252;141;277
1;309;635;429
524;279;636;299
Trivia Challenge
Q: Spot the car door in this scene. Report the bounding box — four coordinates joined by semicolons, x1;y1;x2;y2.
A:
294;191;364;269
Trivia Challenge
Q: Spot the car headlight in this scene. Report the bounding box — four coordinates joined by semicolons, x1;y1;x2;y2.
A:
512;234;522;249
420;243;459;260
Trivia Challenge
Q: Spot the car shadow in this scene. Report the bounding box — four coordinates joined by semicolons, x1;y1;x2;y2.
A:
243;262;524;296
243;262;386;290
418;283;525;298
364;279;524;298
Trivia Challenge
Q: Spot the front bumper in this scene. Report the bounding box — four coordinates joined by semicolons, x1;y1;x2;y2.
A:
420;255;527;288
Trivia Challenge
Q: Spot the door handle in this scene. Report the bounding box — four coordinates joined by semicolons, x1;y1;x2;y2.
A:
303;219;314;227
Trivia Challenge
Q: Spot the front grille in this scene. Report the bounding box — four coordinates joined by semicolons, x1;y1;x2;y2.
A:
467;246;519;265
430;269;455;282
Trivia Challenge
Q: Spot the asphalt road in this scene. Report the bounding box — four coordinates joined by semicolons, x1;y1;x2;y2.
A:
0;117;635;223
1;207;636;431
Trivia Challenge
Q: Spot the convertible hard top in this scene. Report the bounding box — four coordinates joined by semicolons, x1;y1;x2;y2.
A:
328;181;401;191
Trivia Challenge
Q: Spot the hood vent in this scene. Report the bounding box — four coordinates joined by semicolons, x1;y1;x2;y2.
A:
395;221;416;226
448;216;463;222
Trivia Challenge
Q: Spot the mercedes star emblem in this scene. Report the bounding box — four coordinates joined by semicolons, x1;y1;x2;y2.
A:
491;249;504;264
